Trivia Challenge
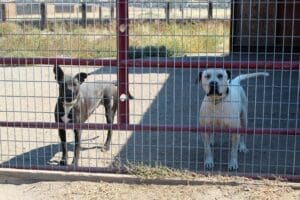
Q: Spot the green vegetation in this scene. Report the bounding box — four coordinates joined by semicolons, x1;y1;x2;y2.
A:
128;45;174;58
130;21;229;57
0;21;229;58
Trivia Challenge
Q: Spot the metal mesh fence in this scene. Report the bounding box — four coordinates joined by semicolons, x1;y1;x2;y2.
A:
0;0;299;180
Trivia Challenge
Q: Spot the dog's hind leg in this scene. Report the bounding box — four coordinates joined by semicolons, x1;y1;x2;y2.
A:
72;129;81;166
102;96;117;152
59;129;68;165
103;111;112;152
239;109;248;153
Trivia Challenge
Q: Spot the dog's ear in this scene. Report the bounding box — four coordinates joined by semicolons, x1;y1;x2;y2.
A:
74;72;88;84
195;72;202;84
226;70;231;79
53;65;64;82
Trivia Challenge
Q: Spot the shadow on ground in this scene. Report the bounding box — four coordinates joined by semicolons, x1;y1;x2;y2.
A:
0;138;102;168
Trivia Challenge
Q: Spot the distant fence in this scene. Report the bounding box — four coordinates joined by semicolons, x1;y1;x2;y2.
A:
0;1;230;28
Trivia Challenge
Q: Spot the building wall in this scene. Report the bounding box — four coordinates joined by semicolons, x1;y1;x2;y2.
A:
276;2;300;50
231;0;300;52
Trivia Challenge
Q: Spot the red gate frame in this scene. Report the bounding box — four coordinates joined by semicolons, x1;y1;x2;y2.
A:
0;1;299;180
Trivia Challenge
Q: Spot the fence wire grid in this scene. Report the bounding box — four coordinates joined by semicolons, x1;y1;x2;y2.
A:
0;0;299;180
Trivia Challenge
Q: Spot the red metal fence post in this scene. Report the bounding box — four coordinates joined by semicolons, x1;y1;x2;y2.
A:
117;0;129;124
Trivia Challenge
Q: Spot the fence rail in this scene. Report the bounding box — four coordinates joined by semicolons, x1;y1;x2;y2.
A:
0;57;299;70
0;121;299;136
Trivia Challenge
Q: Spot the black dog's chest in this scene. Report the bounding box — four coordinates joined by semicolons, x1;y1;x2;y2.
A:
61;106;73;123
54;102;74;123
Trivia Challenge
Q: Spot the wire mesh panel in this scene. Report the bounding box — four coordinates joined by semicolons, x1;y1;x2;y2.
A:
0;0;120;170
0;0;299;180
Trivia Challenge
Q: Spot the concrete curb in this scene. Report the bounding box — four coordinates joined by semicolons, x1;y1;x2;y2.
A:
0;168;299;189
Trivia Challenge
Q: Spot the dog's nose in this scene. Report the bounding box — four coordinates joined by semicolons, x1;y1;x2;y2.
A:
65;96;73;103
209;81;218;89
209;81;219;94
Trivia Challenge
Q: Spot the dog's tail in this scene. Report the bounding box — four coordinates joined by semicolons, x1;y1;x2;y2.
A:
231;72;269;84
87;68;103;76
127;92;134;100
111;82;134;100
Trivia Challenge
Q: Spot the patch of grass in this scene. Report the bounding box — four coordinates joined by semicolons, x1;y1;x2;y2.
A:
0;23;21;37
0;23;117;58
129;21;229;56
128;45;174;59
0;21;229;58
128;163;198;180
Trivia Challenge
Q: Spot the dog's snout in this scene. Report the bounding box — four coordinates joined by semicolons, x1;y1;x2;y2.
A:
209;81;218;89
65;97;73;103
65;90;74;102
208;81;220;96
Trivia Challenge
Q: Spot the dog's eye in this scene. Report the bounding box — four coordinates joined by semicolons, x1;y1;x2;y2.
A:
205;74;211;79
217;74;223;79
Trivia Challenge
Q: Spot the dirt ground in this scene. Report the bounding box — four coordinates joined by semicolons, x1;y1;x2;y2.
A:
0;175;299;200
0;177;300;200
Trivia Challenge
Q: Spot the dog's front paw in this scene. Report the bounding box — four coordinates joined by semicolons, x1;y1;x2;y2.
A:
101;144;110;152
59;159;67;166
204;156;214;169
228;158;238;170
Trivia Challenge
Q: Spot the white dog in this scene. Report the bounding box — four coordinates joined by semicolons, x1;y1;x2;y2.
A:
196;69;269;170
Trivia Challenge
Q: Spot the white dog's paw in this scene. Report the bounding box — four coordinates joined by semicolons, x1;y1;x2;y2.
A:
238;143;248;153
204;156;214;169
228;158;238;170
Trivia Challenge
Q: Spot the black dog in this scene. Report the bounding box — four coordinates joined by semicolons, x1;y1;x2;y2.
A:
54;65;125;166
